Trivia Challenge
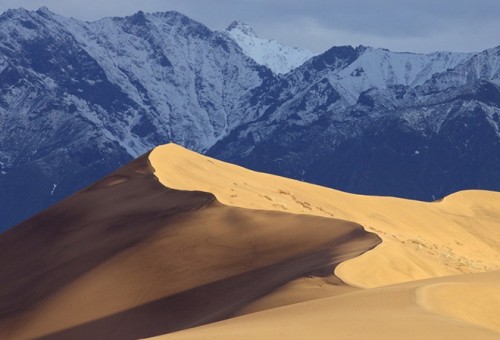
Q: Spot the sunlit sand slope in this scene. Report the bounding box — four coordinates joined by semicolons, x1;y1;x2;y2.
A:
151;144;500;288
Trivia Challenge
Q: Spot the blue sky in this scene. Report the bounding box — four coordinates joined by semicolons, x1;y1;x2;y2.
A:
1;0;499;53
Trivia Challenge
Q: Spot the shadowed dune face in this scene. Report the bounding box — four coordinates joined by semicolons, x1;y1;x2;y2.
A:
0;153;380;339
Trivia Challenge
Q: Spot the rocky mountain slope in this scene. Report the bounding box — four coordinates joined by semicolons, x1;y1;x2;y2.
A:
0;8;271;229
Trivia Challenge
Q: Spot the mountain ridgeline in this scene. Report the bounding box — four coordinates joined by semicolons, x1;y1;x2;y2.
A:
0;7;499;230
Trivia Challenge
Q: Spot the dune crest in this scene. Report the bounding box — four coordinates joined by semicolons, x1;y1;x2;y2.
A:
150;143;500;288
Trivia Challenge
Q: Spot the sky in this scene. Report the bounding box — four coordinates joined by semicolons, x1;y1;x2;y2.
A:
0;0;499;54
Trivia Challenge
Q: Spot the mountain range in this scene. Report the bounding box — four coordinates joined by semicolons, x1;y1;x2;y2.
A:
0;7;499;230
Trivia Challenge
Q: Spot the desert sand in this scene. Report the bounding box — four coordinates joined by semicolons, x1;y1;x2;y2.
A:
147;143;500;339
1;143;499;339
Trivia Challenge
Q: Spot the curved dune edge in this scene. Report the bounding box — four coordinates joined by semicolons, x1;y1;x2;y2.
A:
416;271;500;333
149;144;500;288
149;271;500;340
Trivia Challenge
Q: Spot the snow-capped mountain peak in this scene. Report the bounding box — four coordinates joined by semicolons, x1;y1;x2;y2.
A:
36;6;53;15
296;45;473;103
334;47;473;101
223;21;315;74
227;21;257;38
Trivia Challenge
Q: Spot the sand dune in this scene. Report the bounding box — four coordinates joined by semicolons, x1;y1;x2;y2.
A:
150;144;500;288
152;271;500;340
1;143;498;339
0;152;378;339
